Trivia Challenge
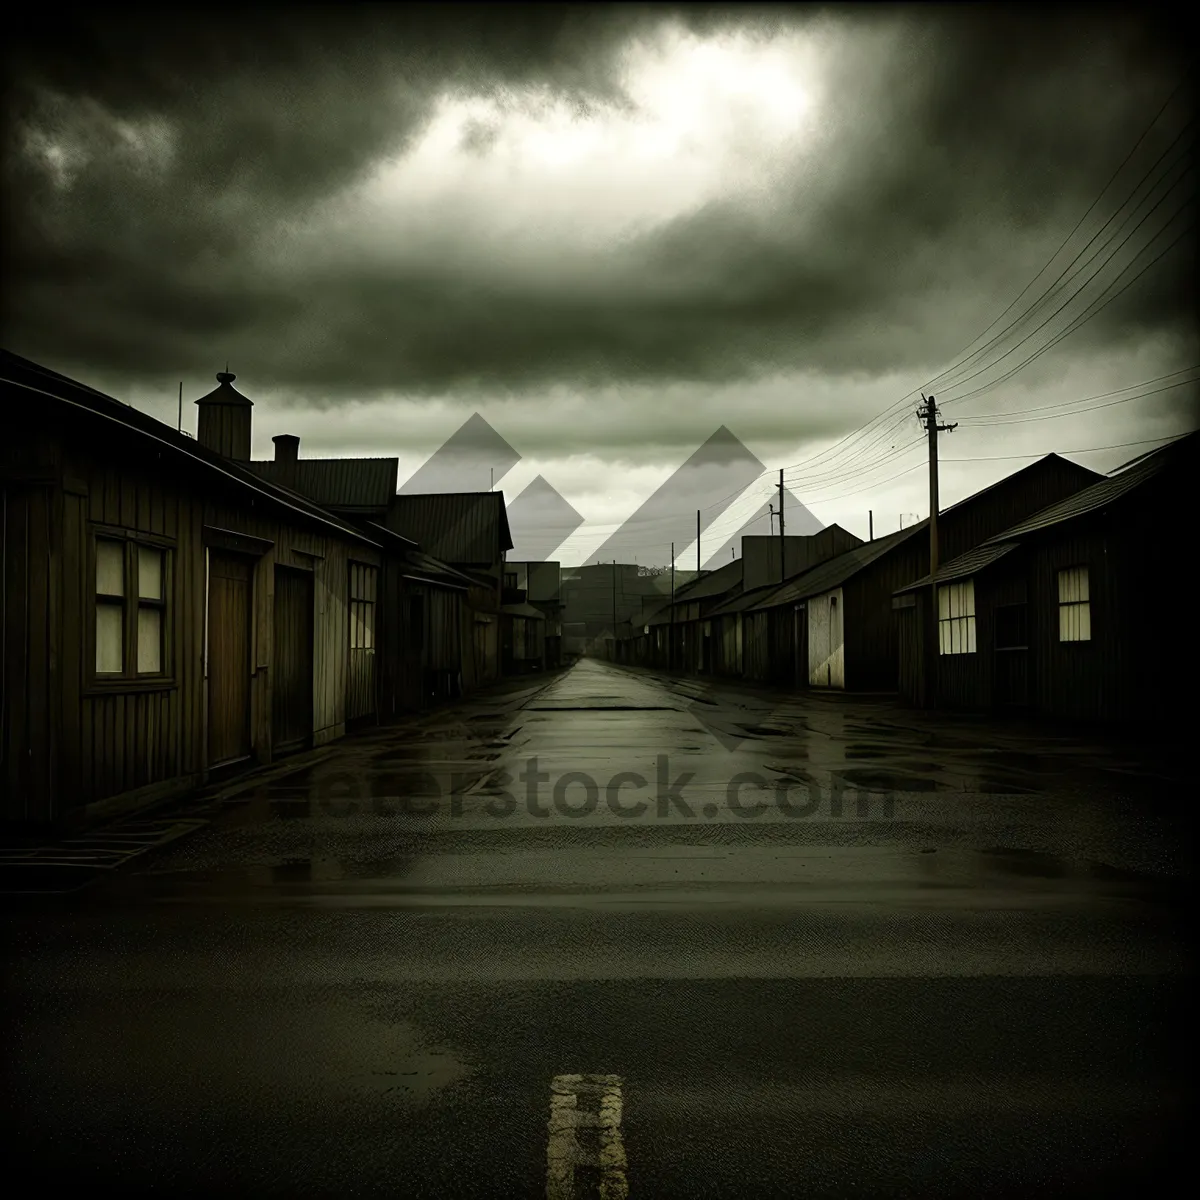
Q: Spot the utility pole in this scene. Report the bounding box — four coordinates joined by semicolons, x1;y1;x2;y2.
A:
670;542;675;672
917;394;957;705
778;467;785;582
869;510;873;542
918;394;957;582
612;559;617;657
177;381;183;432
696;509;701;576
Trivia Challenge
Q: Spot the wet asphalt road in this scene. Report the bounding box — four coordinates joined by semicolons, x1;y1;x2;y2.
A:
3;660;1191;1197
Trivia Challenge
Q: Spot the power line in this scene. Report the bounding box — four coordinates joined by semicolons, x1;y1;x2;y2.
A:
941;433;1188;462
957;378;1199;426
929;119;1195;395
920;70;1194;397
940;216;1195;408
938;169;1196;405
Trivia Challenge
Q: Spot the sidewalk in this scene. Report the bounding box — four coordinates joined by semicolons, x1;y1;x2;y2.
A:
0;668;566;899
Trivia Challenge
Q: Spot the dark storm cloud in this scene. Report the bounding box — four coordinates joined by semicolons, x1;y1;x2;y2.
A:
1;5;1193;401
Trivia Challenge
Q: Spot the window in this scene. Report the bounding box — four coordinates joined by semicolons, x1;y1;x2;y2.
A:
938;579;976;655
95;539;126;673
349;562;377;652
504;571;518;589
94;535;169;678
1058;566;1091;641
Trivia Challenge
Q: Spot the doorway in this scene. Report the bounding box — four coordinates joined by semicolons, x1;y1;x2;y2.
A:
207;551;254;768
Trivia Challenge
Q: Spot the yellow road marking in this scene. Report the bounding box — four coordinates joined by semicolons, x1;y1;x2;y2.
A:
546;1074;628;1199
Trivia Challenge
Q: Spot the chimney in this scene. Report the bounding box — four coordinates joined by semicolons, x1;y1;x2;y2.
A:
273;434;300;464
194;370;253;460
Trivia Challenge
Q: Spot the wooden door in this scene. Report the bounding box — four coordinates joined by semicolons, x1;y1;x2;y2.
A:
993;603;1030;709
207;552;253;768
272;566;314;755
347;562;378;724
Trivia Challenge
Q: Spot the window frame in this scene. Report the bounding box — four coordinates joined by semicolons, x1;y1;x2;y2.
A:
1057;564;1092;643
349;560;378;654
86;525;176;693
937;578;977;656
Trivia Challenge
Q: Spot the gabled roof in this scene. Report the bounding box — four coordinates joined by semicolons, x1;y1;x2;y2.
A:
940;451;1102;518
707;580;782;616
386;491;514;562
980;431;1198;546
681;558;743;602
748;524;924;610
0;349;379;549
894;542;1019;595
247;457;399;512
644;559;742;624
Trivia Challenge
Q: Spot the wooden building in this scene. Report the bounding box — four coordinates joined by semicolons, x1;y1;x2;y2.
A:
500;602;548;672
385;493;514;687
644;561;743;674
744;454;1104;692
245;435;476;715
1;351;388;831
505;561;564;668
710;526;865;683
894;431;1198;728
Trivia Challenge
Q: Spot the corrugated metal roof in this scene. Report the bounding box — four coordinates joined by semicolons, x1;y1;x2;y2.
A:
980;433;1196;545
362;519;416;550
894;542;1019;595
401;547;474;590
0;350;379;548
246;457;399;510
386;492;514;562
643;560;741;625
678;559;742;602
748;524;924;610
500;602;547;620
707;581;780;616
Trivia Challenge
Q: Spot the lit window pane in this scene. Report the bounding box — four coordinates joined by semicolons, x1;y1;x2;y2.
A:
1076;570;1089;602
1077;603;1091;641
938;587;949;620
963;580;975;617
97;540;125;596
966;617;977;653
138;607;162;673
97;602;124;672
138;546;163;599
362;606;374;650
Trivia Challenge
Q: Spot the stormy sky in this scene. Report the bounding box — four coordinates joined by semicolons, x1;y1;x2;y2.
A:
3;5;1196;565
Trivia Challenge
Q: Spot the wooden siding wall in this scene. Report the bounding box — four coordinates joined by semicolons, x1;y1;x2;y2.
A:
938;457;1103;563
807;588;845;688
61;444;202;812
196;404;251;461
1;483;58;825
844;538;927;691
1029;525;1117;723
20;424;381;820
743;611;770;681
896;598;924;707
